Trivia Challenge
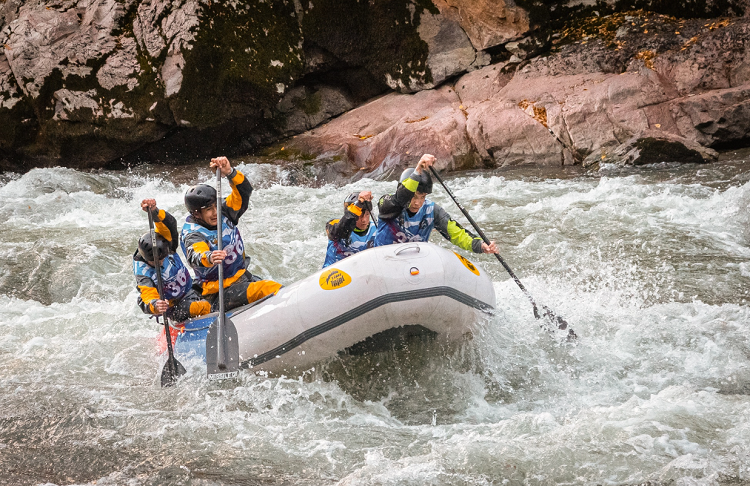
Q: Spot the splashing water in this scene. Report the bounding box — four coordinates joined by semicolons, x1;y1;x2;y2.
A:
1;154;750;485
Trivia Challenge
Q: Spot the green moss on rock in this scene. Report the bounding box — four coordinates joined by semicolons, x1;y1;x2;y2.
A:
294;90;322;116
258;143;317;161
173;0;304;128
300;0;435;90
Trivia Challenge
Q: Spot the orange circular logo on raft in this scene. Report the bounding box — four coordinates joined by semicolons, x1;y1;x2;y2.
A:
319;268;352;290
454;252;480;276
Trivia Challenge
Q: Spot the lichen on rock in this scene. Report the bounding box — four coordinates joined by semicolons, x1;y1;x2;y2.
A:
168;0;304;127
300;0;437;94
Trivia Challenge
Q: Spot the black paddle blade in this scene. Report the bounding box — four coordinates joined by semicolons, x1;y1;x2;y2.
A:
206;316;240;381
540;305;577;342
160;356;187;387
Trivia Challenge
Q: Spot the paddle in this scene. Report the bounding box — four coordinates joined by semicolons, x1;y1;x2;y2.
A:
147;209;187;387
205;167;240;380
428;167;576;340
367;200;378;227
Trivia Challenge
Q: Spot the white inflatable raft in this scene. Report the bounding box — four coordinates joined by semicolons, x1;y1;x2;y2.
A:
169;242;496;374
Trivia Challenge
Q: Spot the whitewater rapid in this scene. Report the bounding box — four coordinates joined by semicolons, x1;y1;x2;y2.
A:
1;155;749;485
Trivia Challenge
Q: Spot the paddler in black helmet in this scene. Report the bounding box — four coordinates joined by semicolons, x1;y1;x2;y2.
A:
180;156;282;311
323;190;376;268
374;153;499;255
133;199;211;321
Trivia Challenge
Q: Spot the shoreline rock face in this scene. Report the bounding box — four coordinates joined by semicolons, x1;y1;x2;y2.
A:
0;1;748;176
286;13;750;178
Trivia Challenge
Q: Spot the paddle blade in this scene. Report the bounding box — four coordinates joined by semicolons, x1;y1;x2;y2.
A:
540;305;577;342
206;316;240;380
160;356;187;388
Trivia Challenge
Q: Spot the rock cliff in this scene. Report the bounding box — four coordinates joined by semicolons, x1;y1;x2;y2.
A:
0;0;748;175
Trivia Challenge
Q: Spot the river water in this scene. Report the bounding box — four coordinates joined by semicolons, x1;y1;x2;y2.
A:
1;152;750;485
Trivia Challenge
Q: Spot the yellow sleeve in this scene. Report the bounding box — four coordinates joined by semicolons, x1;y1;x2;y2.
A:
446;220;479;252
191;241;213;267
226;171;246;212
138;285;161;314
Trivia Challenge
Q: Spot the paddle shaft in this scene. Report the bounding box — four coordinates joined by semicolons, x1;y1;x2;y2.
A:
147;210;180;380
428;167;542;317
215;168;227;369
368;200;378;227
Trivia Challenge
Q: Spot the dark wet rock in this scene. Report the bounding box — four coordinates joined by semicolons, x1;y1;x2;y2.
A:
504;34;550;62
275;85;357;138
582;130;719;167
298;0;482;94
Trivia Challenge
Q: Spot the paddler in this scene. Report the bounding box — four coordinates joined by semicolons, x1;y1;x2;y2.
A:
181;156;282;311
323;190;377;268
133;199;211;322
374;153;500;255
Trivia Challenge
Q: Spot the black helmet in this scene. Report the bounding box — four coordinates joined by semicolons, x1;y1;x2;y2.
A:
184;184;217;213
399;168;433;194
138;232;170;262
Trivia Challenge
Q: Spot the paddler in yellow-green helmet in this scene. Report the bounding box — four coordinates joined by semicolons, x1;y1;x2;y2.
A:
180;156;282;311
133;198;211;322
374;153;499;255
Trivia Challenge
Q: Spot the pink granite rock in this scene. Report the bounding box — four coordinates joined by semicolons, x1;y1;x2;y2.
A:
285;85;476;179
432;0;530;50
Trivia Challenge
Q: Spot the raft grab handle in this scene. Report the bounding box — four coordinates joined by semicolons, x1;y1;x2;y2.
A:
395;244;421;255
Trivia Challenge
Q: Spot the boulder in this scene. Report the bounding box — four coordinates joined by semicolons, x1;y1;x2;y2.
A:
457;66;667;166
275;85;357;137
413;9;481;91
0;0;308;168
452;13;750;168
432;0;530;50
582;130;719;167
282;14;750;175
0;0;495;169
284;85;477;179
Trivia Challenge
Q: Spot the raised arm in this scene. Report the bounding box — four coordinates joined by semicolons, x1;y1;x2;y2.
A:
211;156;253;226
141;198;178;253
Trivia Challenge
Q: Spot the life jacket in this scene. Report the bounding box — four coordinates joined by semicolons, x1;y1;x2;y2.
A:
132;253;193;300
323;223;376;268
180;214;246;287
374;200;435;246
